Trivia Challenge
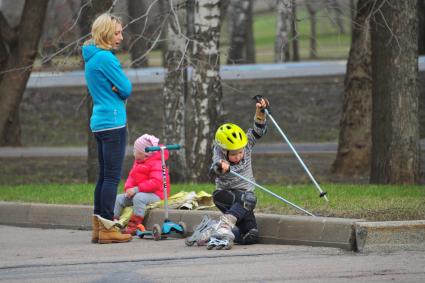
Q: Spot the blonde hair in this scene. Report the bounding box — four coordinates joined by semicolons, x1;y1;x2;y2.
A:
90;13;122;50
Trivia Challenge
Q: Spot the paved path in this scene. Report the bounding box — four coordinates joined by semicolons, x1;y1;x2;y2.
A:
27;57;425;88
1;141;424;158
1;225;424;283
0;143;338;157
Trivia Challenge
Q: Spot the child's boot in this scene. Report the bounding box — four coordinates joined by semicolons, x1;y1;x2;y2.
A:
207;214;236;250
97;215;132;244
91;214;99;243
213;214;236;241
122;214;144;235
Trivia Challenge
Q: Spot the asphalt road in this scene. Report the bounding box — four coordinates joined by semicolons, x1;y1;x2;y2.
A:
1;225;424;283
0;143;338;158
27;57;425;89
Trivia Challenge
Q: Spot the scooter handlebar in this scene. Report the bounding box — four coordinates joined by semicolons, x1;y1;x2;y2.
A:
145;144;181;152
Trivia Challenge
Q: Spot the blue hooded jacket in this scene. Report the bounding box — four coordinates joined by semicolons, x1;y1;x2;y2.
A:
82;44;132;132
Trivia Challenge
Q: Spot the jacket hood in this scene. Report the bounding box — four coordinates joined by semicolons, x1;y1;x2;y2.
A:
82;44;103;63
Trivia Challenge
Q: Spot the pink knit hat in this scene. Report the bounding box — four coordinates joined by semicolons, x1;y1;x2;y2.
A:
134;134;159;155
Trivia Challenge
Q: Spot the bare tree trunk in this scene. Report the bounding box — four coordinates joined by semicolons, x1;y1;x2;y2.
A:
291;0;299;61
306;1;319;59
79;0;114;183
0;0;50;146
79;0;95;183
86;95;98;183
418;0;425;55
350;0;356;36
128;0;149;68
227;0;251;64
332;0;372;176
163;0;188;182
275;0;292;63
188;0;223;182
0;37;7;72
245;0;256;63
327;0;345;34
2;110;21;145
370;0;420;184
159;0;168;67
187;0;196;44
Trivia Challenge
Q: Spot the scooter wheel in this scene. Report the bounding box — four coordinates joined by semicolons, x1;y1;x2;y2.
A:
152;224;162;241
178;221;187;237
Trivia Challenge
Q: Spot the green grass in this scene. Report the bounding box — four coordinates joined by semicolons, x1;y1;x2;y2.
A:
1;183;423;221
244;10;351;62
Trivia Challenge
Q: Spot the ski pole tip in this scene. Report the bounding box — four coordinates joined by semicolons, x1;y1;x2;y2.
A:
319;191;329;202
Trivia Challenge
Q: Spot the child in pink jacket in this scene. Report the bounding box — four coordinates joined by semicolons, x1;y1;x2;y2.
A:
114;134;170;235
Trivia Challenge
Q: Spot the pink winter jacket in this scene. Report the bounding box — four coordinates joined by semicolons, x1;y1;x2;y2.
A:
124;149;170;200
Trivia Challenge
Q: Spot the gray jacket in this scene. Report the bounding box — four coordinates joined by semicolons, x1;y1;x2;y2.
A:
212;116;267;191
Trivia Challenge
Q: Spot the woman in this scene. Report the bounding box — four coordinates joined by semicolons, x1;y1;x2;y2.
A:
82;13;132;244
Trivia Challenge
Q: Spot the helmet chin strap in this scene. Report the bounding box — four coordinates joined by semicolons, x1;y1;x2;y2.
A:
221;149;230;161
223;149;243;165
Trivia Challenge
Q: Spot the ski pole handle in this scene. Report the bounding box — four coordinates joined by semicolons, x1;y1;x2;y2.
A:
145;144;181;152
252;95;271;114
209;161;230;176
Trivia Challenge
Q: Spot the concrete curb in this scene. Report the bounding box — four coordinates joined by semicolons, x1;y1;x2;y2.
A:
0;201;91;230
0;201;359;250
1;201;423;252
355;221;425;252
144;209;360;250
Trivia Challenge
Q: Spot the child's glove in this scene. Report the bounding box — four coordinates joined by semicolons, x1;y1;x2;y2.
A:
210;163;222;176
254;96;270;121
209;161;229;176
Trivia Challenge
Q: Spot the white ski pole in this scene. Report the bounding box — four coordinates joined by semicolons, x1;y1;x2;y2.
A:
254;95;329;202
229;170;315;217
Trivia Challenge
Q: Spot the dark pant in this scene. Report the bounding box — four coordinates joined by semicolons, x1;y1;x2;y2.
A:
212;189;258;240
93;127;127;220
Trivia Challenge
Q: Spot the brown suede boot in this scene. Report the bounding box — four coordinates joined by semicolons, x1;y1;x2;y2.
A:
91;215;99;243
97;216;132;244
122;215;144;236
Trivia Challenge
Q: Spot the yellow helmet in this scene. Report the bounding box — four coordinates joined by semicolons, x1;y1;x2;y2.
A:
215;123;247;150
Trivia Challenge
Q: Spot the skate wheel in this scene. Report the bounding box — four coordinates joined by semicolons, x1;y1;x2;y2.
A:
178;221;187;237
152;224;162;241
216;244;224;250
206;244;215;250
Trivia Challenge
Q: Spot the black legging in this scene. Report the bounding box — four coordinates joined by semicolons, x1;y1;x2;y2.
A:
212;189;257;236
